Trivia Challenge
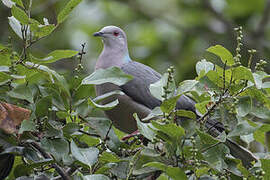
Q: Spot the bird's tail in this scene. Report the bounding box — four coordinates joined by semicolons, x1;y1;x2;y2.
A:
204;118;257;167
225;139;257;167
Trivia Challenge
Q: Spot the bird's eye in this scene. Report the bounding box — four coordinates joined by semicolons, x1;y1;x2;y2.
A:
113;31;119;36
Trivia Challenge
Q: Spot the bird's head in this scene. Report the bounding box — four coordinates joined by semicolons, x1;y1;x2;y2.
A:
93;26;127;49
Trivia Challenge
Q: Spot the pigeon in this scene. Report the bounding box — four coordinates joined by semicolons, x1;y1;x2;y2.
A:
93;25;257;167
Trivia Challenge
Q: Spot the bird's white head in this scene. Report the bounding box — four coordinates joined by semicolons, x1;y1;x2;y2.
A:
93;26;128;50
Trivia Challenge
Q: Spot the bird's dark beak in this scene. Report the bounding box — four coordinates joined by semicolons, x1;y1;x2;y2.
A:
93;31;104;37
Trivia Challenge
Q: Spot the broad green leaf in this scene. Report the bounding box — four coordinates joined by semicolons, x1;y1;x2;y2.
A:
8;16;23;39
236;96;251;117
84;174;111;180
31;24;55;39
195;100;210;114
160;95;181;113
206;70;223;88
202;144;229;171
134;114;155;141
82;67;133;86
70;140;99;167
157;173;169;180
63;123;80;136
143;162;187;180
232;66;254;83
261;159;270;180
152;121;185;140
253;124;270;146
84;117;121;151
149;73;176;101
195;167;210;177
57;0;83;24
207;45;235;66
11;5;28;24
35;96;52;117
88;98;119;110
228;121;257;137
197;130;219;145
44;121;63;138
7;84;33;103
31;50;78;64
12;0;24;7
175;110;196;119
18;120;36;134
251;106;270;119
0;72;11;84
177;80;198;94
41;138;69;162
99;151;120;164
196;59;214;77
25;62;70;97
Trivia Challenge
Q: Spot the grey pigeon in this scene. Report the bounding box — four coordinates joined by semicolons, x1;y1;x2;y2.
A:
93;25;257;167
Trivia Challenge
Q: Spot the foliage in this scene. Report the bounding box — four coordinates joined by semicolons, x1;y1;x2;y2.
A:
0;0;270;180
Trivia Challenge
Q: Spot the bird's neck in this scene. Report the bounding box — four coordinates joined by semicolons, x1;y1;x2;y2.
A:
96;45;131;69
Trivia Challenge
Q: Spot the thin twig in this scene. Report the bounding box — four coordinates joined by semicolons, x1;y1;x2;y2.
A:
78;129;101;138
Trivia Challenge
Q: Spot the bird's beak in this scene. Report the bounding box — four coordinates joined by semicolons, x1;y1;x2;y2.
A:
93;31;104;37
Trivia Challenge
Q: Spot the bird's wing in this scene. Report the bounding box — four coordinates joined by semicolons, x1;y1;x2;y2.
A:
120;61;196;111
120;61;162;109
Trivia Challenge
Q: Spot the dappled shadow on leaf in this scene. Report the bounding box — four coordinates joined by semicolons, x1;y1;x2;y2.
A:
0;102;31;134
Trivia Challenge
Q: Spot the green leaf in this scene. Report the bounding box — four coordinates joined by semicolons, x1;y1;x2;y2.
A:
196;59;214;77
88;98;119;110
82;67;133;86
236;96;251;117
261;159;270;180
143;162;187;180
0;72;11;85
25;62;70;98
8;16;23;39
253;124;270;146
196;129;219;145
228;121;257;137
160;95;181;114
152;121;185;141
134;114;155;141
84;174;110;180
70;140;99;167
18;119;36;134
12;0;24;7
35;96;52;117
41;138;69;162
63;123;80;136
195;100;210;114
150;73;176;101
207;45;235;66
99;151;120;164
202;144;229;171
232;66;254;83
30;50;78;64
84;117;121;151
177;80;198;94
7;84;33;103
175;110;196;119
11;5;28;24
31;24;55;39
57;0;83;24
